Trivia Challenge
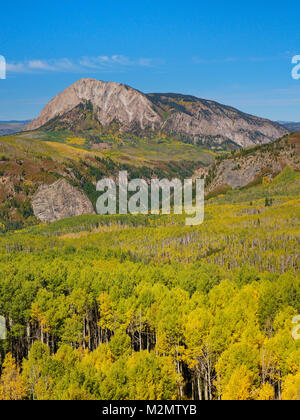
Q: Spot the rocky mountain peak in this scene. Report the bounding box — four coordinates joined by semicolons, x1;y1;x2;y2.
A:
24;79;288;148
24;78;161;133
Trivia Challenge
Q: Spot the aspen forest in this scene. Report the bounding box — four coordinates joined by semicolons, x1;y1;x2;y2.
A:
0;165;299;401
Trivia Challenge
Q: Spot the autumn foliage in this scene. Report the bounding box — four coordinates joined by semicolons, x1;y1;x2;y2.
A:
0;170;300;400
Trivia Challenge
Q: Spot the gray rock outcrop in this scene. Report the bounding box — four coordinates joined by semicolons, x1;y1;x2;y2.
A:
32;178;95;223
24;78;161;133
204;134;300;194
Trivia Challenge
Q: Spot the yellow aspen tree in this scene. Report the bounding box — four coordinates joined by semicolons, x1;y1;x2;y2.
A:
0;353;27;400
282;373;300;401
256;383;274;400
222;365;254;401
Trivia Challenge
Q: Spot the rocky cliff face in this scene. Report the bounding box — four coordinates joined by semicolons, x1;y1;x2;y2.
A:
32;178;95;223
202;133;300;194
24;79;287;148
25;79;161;134
150;93;287;148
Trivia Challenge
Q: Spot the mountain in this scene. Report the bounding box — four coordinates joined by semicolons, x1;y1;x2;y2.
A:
147;93;287;148
0;121;31;136
24;79;161;135
24;78;287;148
278;121;300;132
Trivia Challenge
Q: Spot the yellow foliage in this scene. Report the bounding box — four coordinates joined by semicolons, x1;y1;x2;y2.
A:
66;137;86;146
282;373;300;400
222;365;254;400
256;383;274;400
262;176;272;186
0;353;27;400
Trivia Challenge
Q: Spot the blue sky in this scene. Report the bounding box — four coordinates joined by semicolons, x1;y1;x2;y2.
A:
0;0;300;121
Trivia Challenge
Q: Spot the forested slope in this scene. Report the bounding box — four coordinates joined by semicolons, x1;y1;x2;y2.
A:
0;167;299;400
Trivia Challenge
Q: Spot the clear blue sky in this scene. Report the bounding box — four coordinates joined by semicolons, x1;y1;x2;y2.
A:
0;0;299;121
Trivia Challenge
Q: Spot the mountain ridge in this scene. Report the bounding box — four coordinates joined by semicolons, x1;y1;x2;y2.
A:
0;121;31;136
278;121;300;132
24;78;288;148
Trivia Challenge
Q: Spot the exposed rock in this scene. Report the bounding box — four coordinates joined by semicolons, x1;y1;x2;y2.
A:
204;133;300;194
154;95;287;148
32;178;95;223
210;158;282;190
24;78;161;133
91;143;112;150
23;78;287;148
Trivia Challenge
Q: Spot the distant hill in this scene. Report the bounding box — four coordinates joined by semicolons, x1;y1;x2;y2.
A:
278;121;300;132
0;121;31;136
202;133;300;197
23;78;287;148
